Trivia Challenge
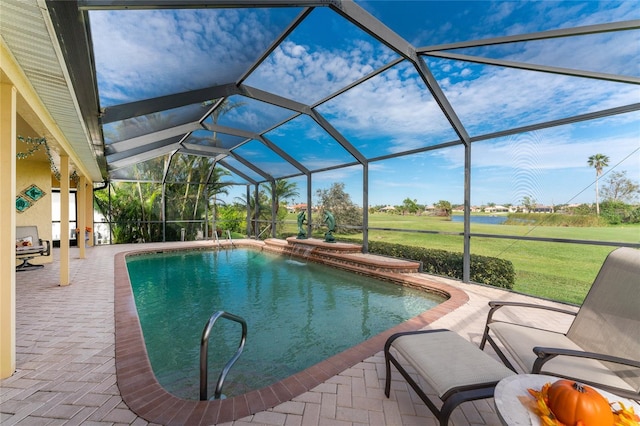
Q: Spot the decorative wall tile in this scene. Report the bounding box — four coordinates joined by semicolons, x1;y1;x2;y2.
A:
16;195;32;213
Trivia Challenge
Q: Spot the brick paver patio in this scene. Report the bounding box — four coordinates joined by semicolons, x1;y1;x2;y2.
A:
1;243;576;425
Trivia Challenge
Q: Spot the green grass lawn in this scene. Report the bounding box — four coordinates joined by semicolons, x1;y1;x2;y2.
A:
279;212;639;305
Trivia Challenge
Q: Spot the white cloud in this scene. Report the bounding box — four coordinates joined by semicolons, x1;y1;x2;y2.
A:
246;39;395;105
432;119;640;174
90;9;284;105
427;58;640;136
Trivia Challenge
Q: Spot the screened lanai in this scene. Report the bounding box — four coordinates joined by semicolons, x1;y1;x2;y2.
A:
1;0;640;416
10;1;638;277
39;0;640;282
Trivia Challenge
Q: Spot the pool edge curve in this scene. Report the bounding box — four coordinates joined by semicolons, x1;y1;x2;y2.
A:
114;240;469;425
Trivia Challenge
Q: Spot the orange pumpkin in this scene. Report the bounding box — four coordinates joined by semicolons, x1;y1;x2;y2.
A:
547;380;614;426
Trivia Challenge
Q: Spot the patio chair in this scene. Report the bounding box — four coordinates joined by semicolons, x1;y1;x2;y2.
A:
479;247;640;399
15;226;51;271
384;329;514;426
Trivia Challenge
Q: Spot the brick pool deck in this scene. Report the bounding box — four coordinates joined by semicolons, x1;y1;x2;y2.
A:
1;242;577;425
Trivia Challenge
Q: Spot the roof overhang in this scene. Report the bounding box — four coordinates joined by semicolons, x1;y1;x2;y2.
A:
0;0;105;183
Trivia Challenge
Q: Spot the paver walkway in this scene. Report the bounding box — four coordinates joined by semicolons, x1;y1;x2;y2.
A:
1;243;576;425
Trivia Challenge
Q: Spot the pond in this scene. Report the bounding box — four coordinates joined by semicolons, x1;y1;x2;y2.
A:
451;215;508;225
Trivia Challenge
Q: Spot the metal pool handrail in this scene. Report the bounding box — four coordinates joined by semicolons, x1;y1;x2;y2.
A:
200;311;247;401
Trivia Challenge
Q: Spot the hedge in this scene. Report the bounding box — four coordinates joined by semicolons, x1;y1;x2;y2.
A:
354;240;515;289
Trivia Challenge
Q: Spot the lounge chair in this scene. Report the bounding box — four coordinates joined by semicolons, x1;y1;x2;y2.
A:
15;226;51;271
384;329;514;426
480;247;640;399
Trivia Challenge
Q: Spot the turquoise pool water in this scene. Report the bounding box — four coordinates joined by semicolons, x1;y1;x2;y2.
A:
126;248;444;399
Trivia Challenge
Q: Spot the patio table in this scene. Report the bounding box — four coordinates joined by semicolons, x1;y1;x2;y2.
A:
494;374;640;425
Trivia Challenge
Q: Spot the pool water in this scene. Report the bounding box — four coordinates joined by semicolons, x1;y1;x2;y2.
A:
126;248;444;399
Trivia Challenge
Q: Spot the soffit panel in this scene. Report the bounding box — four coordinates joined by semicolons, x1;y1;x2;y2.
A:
0;0;103;181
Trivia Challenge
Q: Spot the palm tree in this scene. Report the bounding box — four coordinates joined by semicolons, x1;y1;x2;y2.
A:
235;185;270;237
587;154;610;216
272;179;299;216
207;166;232;234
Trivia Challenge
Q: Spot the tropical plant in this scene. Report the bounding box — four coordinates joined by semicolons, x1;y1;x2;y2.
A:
216;204;246;234
521;195;536;213
587;153;610;216
235;185;270;237
315;182;363;234
94;159;233;242
600;200;640;225
401;198;419;215
601;170;639;203
272;179;299;216
94;98;242;242
94;181;162;243
206;166;234;234
435;200;452;217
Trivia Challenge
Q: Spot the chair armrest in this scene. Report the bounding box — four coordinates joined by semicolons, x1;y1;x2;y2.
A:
484;301;577;328
480;301;577;350
533;346;640;371
488;301;577;317
39;239;51;257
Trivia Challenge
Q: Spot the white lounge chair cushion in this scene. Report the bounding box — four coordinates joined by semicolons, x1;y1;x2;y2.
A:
490;321;636;393
392;330;514;398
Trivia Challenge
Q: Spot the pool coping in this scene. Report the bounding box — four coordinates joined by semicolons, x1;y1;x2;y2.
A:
114;240;469;425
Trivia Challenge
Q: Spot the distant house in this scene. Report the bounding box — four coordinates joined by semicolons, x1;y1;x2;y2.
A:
287;203;308;213
380;205;396;212
532;204;554;213
517;204;554;213
484;205;509;213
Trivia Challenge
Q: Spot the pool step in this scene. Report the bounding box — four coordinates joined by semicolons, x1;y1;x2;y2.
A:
263;238;421;275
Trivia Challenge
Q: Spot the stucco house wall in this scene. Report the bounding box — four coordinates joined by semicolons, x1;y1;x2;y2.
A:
15;122;53;266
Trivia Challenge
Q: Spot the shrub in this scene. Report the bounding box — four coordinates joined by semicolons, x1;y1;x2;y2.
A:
504;213;605;227
600;201;640;224
217;205;246;234
360;240;515;289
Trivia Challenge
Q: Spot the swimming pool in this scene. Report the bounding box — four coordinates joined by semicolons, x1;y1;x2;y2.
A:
126;248;445;400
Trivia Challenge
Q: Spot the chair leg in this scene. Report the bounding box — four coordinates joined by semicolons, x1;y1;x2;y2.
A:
479;326;490;349
440;388;497;426
16;258;44;272
485;337;517;372
384;346;392;397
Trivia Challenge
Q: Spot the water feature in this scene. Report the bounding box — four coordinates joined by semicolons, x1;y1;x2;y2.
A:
288;244;314;264
126;248;444;400
451;215;508;224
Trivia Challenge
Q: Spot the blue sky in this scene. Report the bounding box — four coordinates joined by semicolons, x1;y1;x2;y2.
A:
90;1;640;208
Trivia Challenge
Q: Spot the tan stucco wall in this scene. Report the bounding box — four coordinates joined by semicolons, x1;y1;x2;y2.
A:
15;122;53;265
